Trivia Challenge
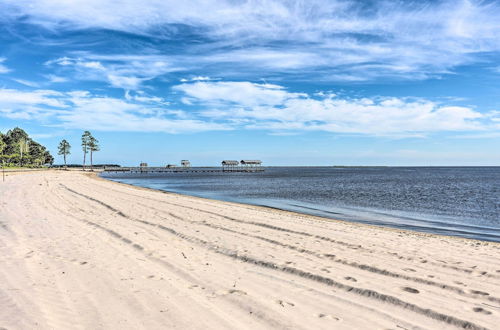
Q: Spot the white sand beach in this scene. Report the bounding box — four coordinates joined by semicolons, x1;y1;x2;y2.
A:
1;171;499;329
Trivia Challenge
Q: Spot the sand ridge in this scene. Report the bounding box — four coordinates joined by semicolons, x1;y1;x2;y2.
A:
1;171;499;329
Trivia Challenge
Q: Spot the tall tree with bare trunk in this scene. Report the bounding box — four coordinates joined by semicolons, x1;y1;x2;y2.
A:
88;135;99;171
58;139;71;167
81;131;91;170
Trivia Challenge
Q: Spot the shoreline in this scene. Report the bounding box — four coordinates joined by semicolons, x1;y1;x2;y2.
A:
96;172;500;245
1;170;499;329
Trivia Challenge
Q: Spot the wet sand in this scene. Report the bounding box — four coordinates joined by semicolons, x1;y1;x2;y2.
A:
1;170;499;329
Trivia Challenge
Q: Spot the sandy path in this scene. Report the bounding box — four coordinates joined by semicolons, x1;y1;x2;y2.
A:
0;171;499;329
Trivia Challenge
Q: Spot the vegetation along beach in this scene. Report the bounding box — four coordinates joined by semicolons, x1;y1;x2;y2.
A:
1;0;500;329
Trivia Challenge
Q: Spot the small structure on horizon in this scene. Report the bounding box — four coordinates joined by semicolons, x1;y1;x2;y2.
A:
240;160;262;169
222;160;239;172
181;160;191;168
140;162;148;167
166;164;177;168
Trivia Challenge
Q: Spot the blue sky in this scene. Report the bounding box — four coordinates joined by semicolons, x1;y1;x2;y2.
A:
0;0;499;166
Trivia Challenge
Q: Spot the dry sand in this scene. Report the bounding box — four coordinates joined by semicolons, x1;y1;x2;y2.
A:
1;171;499;329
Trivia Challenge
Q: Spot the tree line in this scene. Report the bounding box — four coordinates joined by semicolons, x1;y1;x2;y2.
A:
0;127;100;169
0;127;54;167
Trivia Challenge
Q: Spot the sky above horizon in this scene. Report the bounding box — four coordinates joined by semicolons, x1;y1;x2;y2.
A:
1;0;499;166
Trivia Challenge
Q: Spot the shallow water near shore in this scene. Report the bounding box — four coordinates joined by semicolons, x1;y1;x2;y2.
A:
101;166;500;242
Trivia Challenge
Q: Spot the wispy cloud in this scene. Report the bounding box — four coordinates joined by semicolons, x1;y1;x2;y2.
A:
124;90;167;104
44;74;68;83
0;58;10;74
0;87;227;133
0;88;66;108
12;79;41;88
2;1;500;81
180;76;214;82
174;81;306;107
45;54;182;89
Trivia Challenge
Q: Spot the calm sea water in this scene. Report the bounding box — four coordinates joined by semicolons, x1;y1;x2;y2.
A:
101;167;500;242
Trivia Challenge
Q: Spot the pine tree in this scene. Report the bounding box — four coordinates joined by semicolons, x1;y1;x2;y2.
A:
88;135;99;170
81;131;91;170
58;139;71;167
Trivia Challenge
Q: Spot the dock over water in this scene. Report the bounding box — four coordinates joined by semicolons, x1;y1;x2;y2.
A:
104;160;265;173
103;167;265;173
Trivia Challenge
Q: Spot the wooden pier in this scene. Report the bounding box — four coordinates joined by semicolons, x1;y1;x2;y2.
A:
103;167;264;173
104;160;265;174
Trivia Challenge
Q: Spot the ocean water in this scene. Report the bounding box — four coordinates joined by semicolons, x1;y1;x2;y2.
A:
100;167;500;242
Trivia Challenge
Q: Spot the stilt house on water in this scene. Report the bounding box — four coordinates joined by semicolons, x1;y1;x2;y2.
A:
240;160;262;169
222;160;263;172
181;160;191;168
221;160;239;172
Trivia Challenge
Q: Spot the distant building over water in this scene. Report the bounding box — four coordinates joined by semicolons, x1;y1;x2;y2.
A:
222;159;263;172
240;160;262;167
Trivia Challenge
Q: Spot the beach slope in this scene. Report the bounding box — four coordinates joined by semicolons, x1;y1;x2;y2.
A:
1;171;499;329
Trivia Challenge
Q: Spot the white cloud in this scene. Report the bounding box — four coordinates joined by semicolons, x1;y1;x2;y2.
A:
192;76;211;81
0;88;227;133
1;80;498;136
12;79;40;87
124;90;167;104
44;74;68;83
174;81;305;107
80;61;105;70
3;0;500;80
0;89;67;120
45;55;181;89
45;56;74;66
0;89;66;107
107;74;147;90
180;76;215;82
58;93;227;133
0;58;10;74
175;81;499;135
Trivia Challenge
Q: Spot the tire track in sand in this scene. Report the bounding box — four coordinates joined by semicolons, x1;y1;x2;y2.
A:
65;184;500;306
60;184;489;330
88;180;500;279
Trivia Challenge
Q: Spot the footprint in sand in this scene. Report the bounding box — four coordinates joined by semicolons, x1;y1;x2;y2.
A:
344;276;357;282
315;313;341;321
473;307;492;315
227;289;247;295
276;299;295;307
215;289;247;297
402;287;419;294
